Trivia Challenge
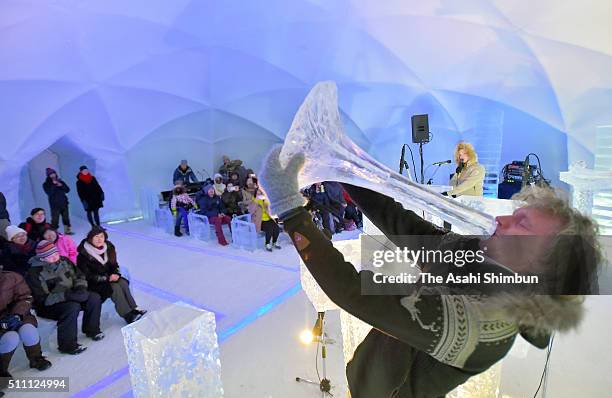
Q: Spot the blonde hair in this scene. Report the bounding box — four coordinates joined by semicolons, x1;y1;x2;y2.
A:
454;141;478;165
512;185;603;295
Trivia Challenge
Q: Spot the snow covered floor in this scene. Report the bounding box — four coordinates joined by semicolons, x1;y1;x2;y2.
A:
7;218;355;398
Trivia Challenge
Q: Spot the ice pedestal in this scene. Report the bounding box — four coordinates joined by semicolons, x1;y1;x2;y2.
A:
560;161;612;234
121;302;224;398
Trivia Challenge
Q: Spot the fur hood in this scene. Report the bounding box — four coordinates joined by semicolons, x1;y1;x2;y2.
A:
481;294;584;348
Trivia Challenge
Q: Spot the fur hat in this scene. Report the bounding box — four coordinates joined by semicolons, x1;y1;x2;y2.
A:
5;225;27;242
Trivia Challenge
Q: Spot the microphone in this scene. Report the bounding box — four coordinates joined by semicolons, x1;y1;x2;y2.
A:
432;160;451;166
399;145;406;174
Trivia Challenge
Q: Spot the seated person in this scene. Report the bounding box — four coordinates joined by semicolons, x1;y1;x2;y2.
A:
254;190;281;252
213;174;226;196
222;183;243;217
0;270;52;392
305;183;334;236
228;171;241;189
324;181;348;233
342;189;362;229
170;182;196;237
1;226;36;276
218;155;244;178
196;185;232;246
173;160;198;186
77;227;146;325
19;208;52;242
42;228;77;264
239;177;262;231
26;240;103;355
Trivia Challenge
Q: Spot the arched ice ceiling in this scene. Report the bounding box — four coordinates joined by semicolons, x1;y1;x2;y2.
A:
1;0;611;162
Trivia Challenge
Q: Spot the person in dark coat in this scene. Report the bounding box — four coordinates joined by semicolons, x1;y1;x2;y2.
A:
0;192;9;241
221;183;243;217
26;240;103;355
42;168;73;235
0;270;52;391
173;160;198;185
1;226;36;276
260;149;599;398
18;208;52;242
76;227;145;324
196;185;231;246
76;165;105;227
305;183;334;235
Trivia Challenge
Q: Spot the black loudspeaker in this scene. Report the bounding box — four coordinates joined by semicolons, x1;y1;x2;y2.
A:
411;114;430;143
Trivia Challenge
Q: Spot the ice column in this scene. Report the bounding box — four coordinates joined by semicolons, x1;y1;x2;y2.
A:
122;302;224;398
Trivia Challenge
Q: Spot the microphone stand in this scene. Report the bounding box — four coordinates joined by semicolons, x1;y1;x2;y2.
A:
426;164;443;185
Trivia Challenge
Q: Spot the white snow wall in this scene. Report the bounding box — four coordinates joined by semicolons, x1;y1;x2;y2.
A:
2;1;612;221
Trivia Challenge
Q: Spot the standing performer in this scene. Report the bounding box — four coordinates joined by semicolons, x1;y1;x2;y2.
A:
260;147;600;398
443;142;485;197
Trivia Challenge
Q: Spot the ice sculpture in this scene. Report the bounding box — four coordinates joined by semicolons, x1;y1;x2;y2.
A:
121;302;224;398
560;161;612;218
278;81;497;236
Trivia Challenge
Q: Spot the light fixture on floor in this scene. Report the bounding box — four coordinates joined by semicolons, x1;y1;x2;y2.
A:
296;312;334;397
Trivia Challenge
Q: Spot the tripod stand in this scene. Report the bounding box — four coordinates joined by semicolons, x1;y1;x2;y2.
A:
296;312;334;397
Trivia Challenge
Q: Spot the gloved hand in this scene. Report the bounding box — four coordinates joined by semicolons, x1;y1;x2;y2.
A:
65;289;89;303
0;315;23;332
259;145;307;217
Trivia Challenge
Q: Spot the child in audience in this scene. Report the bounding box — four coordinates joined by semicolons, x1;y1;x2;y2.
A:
213;174;226;196
2;226;36;276
197;185;232;246
170;182;196;237
42;228;78;264
222;183;243;217
19;208;52;242
77;227;146;324
27;240;103;355
0;270;52;391
254;190;281;252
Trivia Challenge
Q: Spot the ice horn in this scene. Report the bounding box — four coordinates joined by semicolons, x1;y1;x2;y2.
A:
279;81;496;236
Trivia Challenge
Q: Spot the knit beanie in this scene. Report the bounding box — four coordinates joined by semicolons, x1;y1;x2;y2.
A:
36;240;58;259
30;207;45;216
5;225;26;242
46;168;57;177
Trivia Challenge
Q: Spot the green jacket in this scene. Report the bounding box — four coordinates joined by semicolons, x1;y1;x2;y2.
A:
282;184;580;398
26;256;88;308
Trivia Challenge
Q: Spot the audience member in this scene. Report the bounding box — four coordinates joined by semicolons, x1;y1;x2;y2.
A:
173;160;198;185
77;227;146;324
228;171;241;188
76;165;105;227
19;208;52;242
222;183;243;217
1;226;36;276
342;189;362;229
323;181;347;233
42;228;77;264
170;183;196;237
218;155;243;178
27;240;103;355
254;190;281;251
239;177;262;231
213;173;226;196
0;192;9;240
196;185;231;246
0;270;52;388
305;183;334;236
42;168;73;235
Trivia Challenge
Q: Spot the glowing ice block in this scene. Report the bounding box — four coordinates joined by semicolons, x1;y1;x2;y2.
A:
121;302;224;398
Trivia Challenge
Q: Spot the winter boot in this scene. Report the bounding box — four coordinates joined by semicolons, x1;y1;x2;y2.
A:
64;225;75;235
174;226;183;237
24;343;52;371
0;350;15;390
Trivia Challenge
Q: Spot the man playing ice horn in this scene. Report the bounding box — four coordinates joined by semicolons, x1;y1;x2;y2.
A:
259;146;601;398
